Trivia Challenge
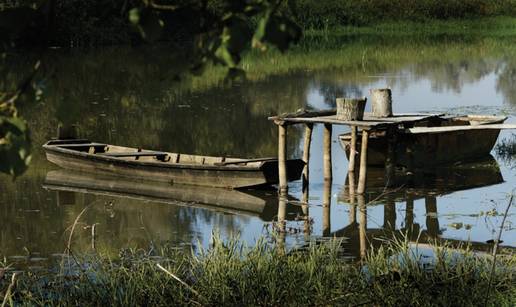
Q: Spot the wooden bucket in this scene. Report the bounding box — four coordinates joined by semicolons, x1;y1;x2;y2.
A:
336;97;367;121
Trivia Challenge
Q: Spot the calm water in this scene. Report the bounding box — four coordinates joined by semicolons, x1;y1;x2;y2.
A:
1;35;516;268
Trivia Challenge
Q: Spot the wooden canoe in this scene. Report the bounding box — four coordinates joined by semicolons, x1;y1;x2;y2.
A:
42;139;305;189
339;115;508;167
43;170;303;221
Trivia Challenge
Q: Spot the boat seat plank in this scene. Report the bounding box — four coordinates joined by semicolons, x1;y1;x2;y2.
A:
59;143;107;148
47;139;91;145
99;151;168;158
215;157;277;166
406;124;516;134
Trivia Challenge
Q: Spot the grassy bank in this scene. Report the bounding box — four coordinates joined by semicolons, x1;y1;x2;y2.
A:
288;0;516;29
1;237;515;306
4;0;516;47
305;17;516;36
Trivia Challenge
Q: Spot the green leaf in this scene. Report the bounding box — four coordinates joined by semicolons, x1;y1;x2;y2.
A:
214;15;253;68
128;8;140;25
0;115;31;178
128;8;164;42
253;13;301;52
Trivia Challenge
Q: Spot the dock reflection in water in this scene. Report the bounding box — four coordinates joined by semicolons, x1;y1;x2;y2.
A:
275;156;509;258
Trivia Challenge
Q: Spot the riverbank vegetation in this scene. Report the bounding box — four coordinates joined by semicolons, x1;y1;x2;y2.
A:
3;0;516;48
289;0;516;29
1;236;515;306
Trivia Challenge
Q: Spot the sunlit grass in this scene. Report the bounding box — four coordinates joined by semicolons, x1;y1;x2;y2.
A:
1;235;515;306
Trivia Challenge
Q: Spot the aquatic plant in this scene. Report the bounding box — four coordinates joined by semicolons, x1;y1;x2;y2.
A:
496;134;516;166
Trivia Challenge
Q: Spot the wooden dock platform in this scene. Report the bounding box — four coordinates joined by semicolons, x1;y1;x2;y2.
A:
269;109;444;195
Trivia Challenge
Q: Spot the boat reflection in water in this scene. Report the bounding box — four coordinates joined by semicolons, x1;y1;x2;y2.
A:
276;155;510;258
43;170;304;254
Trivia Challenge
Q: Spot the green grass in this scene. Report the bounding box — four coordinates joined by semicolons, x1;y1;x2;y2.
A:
286;0;516;29
1;236;515;306
306;16;516;36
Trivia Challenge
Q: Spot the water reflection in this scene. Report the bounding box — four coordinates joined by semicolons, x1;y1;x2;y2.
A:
276;156;510;259
2;35;516;265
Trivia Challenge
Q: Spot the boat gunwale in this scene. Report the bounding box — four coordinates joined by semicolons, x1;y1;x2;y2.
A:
43;142;274;172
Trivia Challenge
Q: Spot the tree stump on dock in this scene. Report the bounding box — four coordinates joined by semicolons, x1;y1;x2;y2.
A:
370;88;392;118
336;97;367;121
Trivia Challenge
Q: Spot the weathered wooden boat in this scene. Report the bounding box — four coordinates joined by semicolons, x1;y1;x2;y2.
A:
43;170;303;221
339;115;511;167
43;139;305;188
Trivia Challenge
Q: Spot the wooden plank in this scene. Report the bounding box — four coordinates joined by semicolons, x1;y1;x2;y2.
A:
47;139;91;145
406;124;516;134
271;113;444;129
59;143;107;148
214;157;276;166
268;108;336;121
99;151;168;158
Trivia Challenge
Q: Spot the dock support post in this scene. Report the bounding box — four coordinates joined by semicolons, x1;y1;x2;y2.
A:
302;123;313;191
348;126;357;196
425;196;440;239
384;198;396;231
278;124;288;195
385;126;397;188
323;124;332;183
322;180;332;237
405;144;415;187
357;130;369;194
358;195;367;259
277;197;287;253
405;196;414;237
322;123;332;236
348;126;357;172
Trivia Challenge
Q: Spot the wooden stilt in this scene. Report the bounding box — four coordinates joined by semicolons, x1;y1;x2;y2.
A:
425;196;439;239
349;204;357;224
357;130;369;194
384;198;396;230
322;180;332;237
277;197;287;253
385;126;397;188
405;196;414;236
302;174;310;236
278;124;288;195
323;123;332;183
348;126;357;172
348;171;356;203
302;123;313;191
405;145;415;187
358;195;367;259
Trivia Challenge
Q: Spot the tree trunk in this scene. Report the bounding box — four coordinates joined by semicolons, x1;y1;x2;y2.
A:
370;88;393;117
336;97;367;121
